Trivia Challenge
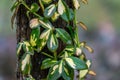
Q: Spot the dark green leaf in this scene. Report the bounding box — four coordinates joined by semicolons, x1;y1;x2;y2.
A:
44;4;56;18
30;3;40;12
41;58;57;69
30;27;40;47
61;12;69;22
47;34;58;52
68;9;74;20
56;28;72;44
62;66;74;80
62;67;71;80
65;57;87;70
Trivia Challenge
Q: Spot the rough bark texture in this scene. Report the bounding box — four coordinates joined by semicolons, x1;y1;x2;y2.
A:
16;0;73;80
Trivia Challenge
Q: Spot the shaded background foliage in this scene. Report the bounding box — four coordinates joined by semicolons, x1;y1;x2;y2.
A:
0;0;120;80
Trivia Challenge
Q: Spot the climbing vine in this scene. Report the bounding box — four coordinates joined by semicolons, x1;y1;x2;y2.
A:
11;0;96;80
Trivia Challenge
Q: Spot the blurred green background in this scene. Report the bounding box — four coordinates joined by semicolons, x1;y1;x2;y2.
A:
0;0;120;80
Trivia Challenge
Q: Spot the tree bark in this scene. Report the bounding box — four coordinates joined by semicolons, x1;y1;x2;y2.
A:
16;0;73;80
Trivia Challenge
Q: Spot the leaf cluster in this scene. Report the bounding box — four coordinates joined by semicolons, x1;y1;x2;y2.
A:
12;0;96;80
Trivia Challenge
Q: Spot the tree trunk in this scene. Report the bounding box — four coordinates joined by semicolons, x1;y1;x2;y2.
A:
16;0;73;80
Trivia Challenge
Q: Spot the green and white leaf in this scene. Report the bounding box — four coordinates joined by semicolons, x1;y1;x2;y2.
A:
58;0;70;22
51;12;60;21
47;62;61;80
79;60;91;79
44;4;56;18
47;34;58;52
58;60;63;74
65;46;74;53
40;29;51;39
17;42;23;56
41;58;57;69
65;57;87;70
29;18;40;29
58;0;66;15
23;41;33;52
30;27;40;47
61;12;69;22
56;28;72;44
62;67;71;80
38;29;51;51
21;54;31;74
39;20;52;29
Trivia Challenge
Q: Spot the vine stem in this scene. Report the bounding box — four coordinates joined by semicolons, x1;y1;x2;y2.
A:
73;9;79;46
54;51;57;60
41;52;54;58
21;0;43;19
